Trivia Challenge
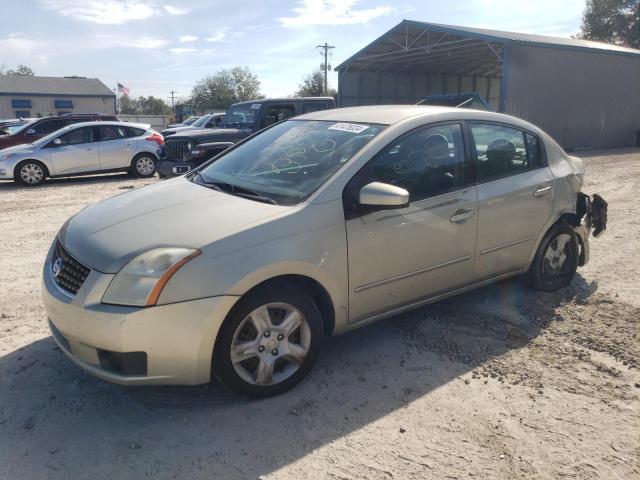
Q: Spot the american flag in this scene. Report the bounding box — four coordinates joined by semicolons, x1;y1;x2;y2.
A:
117;82;130;95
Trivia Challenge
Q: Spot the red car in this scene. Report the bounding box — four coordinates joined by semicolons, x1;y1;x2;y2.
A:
0;114;118;150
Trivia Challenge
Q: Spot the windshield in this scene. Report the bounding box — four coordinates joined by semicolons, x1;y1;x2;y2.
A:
194;119;385;205
192;114;212;128
9;119;37;136
223;103;262;128
182;116;198;125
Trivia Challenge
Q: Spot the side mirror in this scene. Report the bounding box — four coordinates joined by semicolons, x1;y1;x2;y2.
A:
359;182;409;208
53;138;62;146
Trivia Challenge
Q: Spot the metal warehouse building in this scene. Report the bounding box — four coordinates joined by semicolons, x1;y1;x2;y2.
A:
336;20;640;148
0;75;116;119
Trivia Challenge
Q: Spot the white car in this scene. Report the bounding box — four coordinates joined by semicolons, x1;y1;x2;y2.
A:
0;121;163;186
42;106;606;397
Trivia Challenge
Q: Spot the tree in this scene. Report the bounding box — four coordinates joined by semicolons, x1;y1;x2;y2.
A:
191;66;263;112
579;0;640;48
3;64;35;75
117;94;136;114
117;94;172;115
135;96;173;115
294;70;337;98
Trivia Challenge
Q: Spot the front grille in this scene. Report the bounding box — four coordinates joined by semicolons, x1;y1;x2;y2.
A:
51;240;91;296
164;138;190;161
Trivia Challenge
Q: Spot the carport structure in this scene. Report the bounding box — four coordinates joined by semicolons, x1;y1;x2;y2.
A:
336;20;640;148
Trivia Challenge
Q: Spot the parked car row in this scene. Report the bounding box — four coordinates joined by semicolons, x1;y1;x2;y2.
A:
0;121;163;185
0;98;337;186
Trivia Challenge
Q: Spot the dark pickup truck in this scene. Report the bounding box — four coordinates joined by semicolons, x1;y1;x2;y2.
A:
157;97;335;178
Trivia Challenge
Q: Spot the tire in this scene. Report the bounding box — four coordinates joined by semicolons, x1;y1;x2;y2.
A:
213;285;323;398
130;153;157;178
525;222;579;291
15;160;47;186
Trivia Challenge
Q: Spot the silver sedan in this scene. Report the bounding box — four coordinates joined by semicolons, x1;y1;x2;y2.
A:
42;106;607;397
0;121;163;186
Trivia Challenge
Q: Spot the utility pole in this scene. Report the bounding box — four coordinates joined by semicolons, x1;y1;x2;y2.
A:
168;90;176;111
316;43;335;95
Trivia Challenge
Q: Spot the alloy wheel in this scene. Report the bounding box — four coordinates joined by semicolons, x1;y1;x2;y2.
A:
230;302;311;386
20;163;44;185
136;156;155;176
542;233;572;279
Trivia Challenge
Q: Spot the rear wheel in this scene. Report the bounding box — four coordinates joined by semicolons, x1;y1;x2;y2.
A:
525;222;579;291
131;153;156;178
15;160;47;186
213;285;323;398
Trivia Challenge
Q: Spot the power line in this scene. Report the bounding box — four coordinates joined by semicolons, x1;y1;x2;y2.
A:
316;43;335;95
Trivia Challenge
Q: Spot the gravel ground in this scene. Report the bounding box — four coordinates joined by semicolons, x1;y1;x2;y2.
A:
0;150;639;480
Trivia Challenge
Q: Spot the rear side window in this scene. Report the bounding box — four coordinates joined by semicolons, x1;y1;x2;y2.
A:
470;123;544;182
99;125;127;140
124;127;145;137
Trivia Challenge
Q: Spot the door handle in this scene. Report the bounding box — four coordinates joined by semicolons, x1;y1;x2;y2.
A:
533;186;551;197
86;147;94;151
450;208;476;223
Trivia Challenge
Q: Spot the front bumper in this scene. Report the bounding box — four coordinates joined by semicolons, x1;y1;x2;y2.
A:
42;242;238;385
157;159;198;178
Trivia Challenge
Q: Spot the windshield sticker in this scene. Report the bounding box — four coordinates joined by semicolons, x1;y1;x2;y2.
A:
328;122;369;134
250;103;262;110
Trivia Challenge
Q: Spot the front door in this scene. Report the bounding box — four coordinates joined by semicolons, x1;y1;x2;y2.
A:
46;126;100;175
469;122;554;278
344;123;478;323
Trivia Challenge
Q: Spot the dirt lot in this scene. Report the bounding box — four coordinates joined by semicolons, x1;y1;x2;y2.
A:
1;150;639;480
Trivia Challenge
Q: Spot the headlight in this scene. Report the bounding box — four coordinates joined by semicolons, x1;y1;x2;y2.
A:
0;152;16;162
102;248;200;307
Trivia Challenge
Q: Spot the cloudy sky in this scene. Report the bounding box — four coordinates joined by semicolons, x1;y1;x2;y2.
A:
1;0;587;101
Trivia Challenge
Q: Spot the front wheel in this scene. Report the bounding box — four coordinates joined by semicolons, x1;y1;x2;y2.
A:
15;160;47;186
213;286;323;398
525;222;579;291
131;154;156;178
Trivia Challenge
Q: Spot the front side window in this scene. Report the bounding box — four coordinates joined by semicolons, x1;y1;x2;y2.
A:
33;119;68;135
351;123;469;203
57;127;96;145
471;123;544;181
196;120;385;205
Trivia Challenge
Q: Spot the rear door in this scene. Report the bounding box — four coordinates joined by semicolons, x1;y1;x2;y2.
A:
469;122;554;279
96;125;137;169
46;126;100;175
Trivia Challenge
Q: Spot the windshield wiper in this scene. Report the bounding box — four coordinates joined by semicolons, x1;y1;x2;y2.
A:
193;172;278;205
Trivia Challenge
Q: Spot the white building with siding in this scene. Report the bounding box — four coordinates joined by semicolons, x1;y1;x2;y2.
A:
0;75;116;119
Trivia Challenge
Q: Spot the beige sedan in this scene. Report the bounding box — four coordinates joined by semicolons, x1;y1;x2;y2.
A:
42;106;606;397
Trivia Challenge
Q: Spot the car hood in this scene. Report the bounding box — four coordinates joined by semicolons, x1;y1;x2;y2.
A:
0;143;35;154
170;128;246;141
59;177;291;273
162;125;201;135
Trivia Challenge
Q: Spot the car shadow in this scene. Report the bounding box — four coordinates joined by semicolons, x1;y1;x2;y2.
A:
0;275;598;478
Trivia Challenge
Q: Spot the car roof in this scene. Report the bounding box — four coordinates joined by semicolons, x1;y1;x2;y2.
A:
60;121;150;130
231;97;335;106
296;105;522;126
